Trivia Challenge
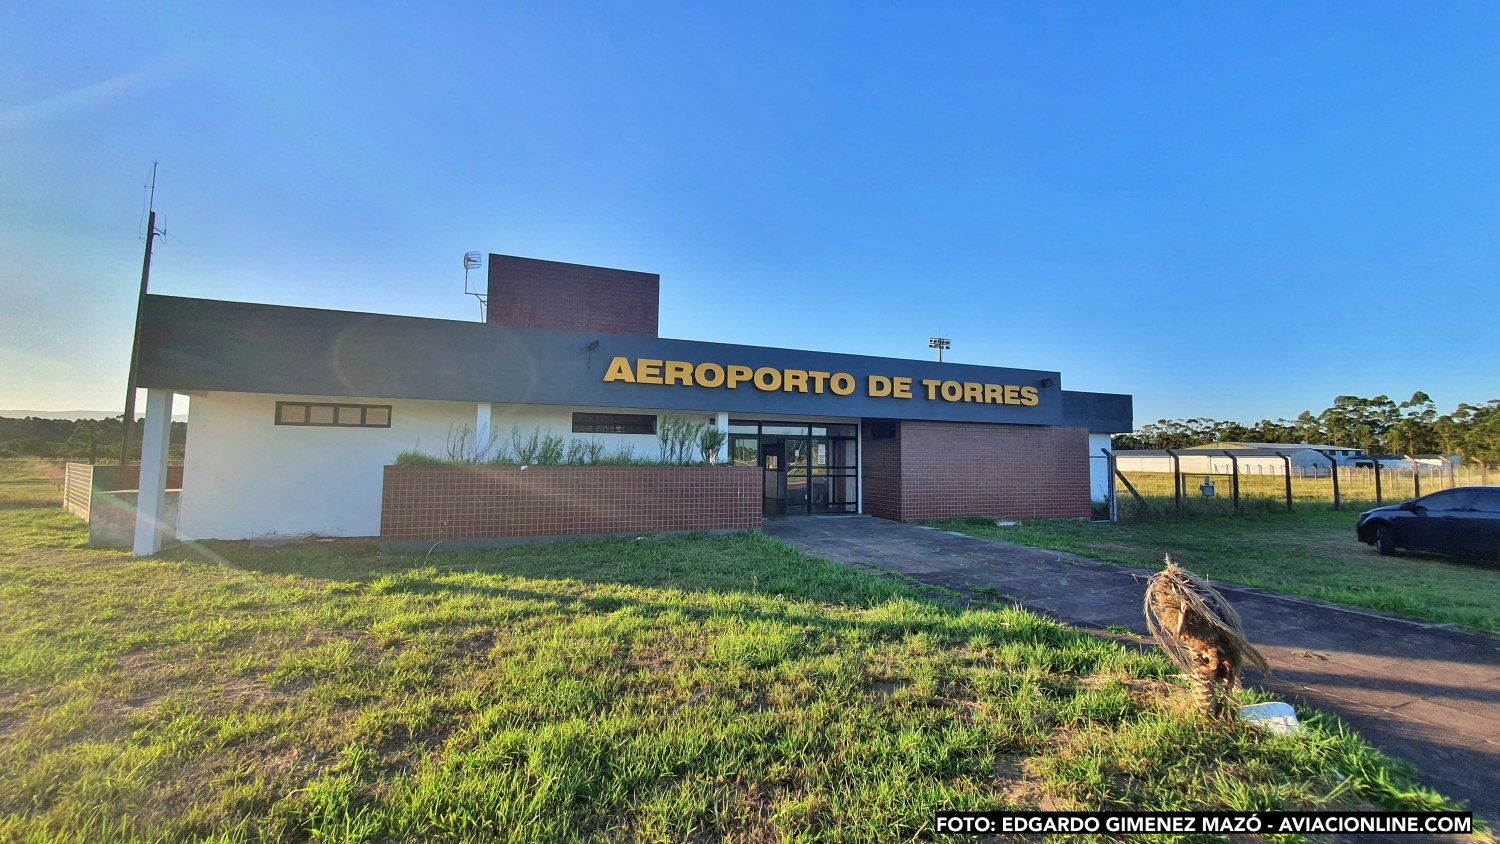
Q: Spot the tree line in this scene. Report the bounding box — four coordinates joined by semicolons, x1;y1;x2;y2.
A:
0;416;187;460
1115;393;1500;466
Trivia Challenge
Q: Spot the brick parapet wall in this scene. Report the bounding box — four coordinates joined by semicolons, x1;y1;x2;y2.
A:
487;254;660;336
380;465;761;542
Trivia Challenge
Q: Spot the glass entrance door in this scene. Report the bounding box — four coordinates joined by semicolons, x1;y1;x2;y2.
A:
783;435;810;511
759;439;786;515
730;420;859;515
812;434;858;512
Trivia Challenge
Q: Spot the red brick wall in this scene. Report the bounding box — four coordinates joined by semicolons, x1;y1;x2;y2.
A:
380;465;760;541
487;254;659;336
860;421;1090;522
859;421;904;520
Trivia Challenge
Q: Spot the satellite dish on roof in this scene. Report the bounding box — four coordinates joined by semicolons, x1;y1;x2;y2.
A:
462;251;487;320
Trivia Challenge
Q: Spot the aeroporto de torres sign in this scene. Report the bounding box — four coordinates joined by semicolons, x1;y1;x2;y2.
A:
602;356;1041;407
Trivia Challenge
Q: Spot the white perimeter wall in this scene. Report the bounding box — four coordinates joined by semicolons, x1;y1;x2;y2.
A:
178;392;696;540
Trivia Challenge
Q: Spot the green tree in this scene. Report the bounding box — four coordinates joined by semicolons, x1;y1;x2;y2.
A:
1443;400;1500;469
1388;392;1439;455
65;419;124;461
1115;393;1498;459
1317;395;1400;452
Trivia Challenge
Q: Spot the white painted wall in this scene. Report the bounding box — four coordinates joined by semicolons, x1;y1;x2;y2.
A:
1089;433;1111;502
178;392;695;540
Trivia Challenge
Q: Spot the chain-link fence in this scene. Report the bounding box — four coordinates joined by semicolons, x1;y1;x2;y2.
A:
1096;449;1494;520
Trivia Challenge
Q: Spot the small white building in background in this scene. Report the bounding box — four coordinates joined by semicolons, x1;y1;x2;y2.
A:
1351;454;1463;476
1113;442;1366;477
1211;442;1366;463
1113;441;1461;477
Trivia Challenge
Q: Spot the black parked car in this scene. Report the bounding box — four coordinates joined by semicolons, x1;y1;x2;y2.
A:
1356;486;1500;559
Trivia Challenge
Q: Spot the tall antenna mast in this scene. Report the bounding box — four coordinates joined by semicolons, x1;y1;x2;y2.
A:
147;160;158;214
463;251;486;320
121;162;166;465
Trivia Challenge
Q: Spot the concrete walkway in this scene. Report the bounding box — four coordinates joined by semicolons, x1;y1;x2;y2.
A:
765;515;1500;822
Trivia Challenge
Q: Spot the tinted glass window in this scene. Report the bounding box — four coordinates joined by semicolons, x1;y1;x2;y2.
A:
1416;489;1475;511
761;424;809;437
729;435;758;467
571;413;655;435
1471;489;1500;513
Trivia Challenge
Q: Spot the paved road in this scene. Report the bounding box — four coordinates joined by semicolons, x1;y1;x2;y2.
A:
764;515;1500;823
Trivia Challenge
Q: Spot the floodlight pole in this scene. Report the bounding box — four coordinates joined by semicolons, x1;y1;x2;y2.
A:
121;208;159;465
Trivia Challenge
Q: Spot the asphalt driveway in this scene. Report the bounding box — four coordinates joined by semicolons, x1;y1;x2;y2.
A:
764;514;1500;823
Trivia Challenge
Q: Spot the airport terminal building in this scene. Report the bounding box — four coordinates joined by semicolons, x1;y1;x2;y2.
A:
127;254;1131;551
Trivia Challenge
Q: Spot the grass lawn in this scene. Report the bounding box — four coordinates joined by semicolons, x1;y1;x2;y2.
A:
935;508;1500;633
0;461;1470;842
0;458;65;509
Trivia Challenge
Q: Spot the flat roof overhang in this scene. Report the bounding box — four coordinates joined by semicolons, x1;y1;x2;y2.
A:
137;294;1132;433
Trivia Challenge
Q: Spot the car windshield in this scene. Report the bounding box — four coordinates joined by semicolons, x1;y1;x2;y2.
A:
1413;489;1476;510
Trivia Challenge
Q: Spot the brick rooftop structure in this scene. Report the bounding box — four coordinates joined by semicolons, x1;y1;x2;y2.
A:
487;253;659;336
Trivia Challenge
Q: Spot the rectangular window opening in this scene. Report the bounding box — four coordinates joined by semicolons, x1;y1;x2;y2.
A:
275;401;392;428
571;412;656;435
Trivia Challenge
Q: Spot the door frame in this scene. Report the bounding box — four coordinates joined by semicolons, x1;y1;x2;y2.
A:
731;419;860;516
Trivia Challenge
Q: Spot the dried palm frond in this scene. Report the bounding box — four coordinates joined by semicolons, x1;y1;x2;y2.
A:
1143;555;1269;718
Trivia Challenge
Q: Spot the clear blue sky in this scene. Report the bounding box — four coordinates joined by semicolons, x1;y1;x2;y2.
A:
3;3;1498;424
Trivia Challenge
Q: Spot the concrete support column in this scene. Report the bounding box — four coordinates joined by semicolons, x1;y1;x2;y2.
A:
132;388;173;556
714;412;730;464
475;402;493;457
